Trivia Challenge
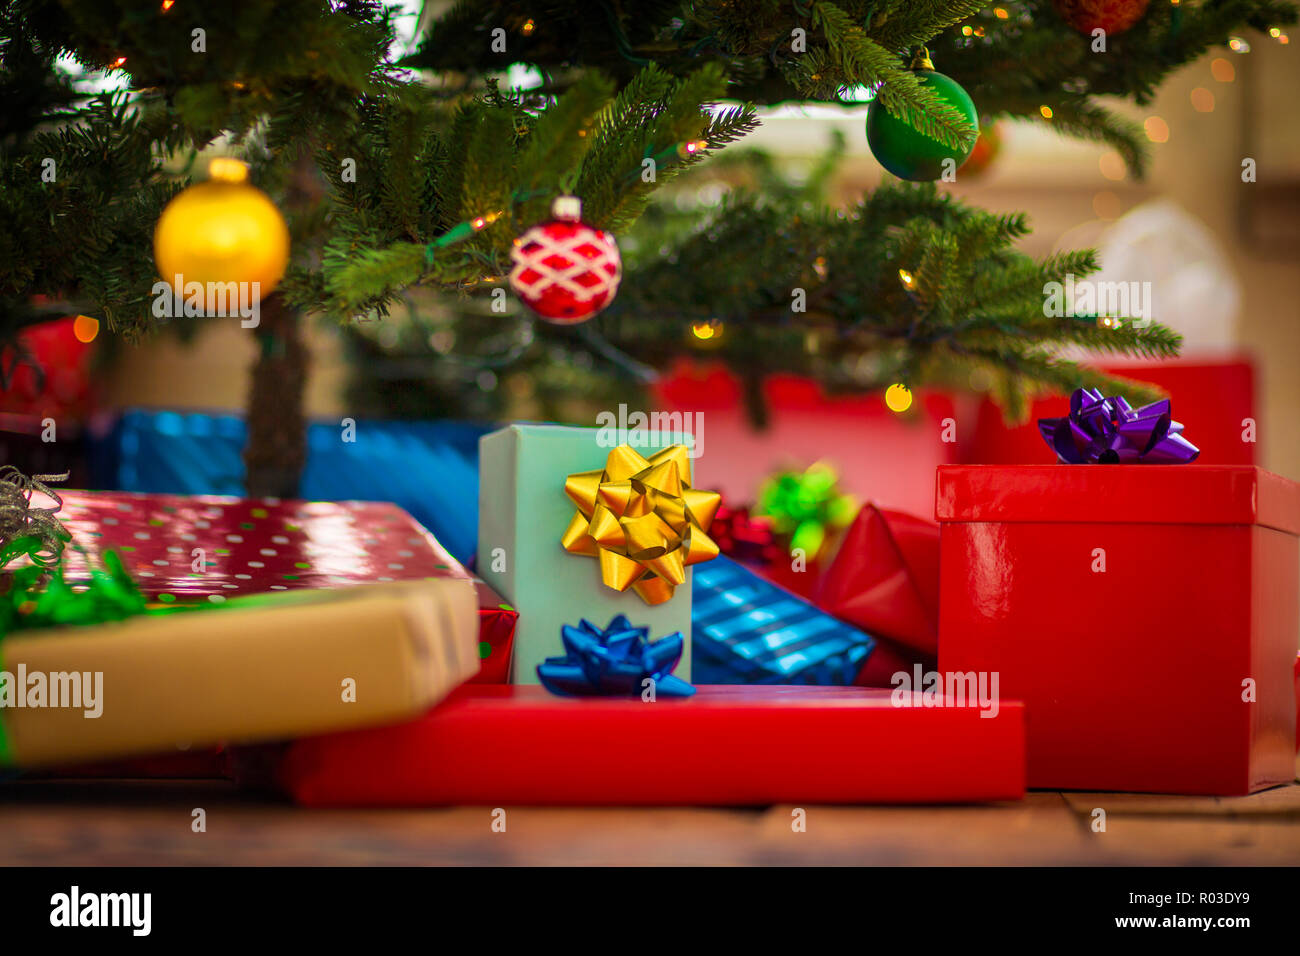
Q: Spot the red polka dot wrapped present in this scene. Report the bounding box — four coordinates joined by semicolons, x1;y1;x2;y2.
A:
57;491;516;684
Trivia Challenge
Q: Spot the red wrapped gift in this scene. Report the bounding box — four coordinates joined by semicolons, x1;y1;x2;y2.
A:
936;465;1300;795
813;503;940;686
57;491;516;684
277;685;1026;806
965;358;1257;466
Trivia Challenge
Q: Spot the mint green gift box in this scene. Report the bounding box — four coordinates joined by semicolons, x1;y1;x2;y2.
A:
478;424;698;684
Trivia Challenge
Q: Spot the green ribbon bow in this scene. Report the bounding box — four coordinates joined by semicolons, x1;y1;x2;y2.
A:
0;537;155;766
754;463;858;560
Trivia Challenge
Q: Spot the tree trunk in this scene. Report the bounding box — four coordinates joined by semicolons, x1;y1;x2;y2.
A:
240;151;322;499
242;292;308;498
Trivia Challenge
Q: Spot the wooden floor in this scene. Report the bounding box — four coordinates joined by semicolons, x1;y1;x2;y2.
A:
3;773;1300;865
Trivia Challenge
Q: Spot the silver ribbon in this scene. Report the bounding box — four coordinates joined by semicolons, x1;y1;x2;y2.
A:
0;466;71;568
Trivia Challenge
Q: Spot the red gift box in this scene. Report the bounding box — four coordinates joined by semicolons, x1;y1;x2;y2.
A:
965;359;1257;466
56;491;516;684
936;465;1300;795
277;685;1026;806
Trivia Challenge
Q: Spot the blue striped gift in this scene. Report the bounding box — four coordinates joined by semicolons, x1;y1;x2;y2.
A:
691;556;876;684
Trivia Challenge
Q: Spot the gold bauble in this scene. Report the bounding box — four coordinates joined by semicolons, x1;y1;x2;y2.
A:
153;158;290;308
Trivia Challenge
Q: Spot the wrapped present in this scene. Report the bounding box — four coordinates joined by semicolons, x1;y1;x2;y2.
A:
57;491;516;684
1;577;479;767
813;503;940;686
692;556;875;684
937;460;1300;794
276;685;1027;806
479;425;716;683
709;502;780;567
91;410;490;563
965;358;1257;466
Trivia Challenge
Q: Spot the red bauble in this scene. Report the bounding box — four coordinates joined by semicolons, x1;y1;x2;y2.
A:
1053;0;1151;36
0;314;96;419
508;197;621;324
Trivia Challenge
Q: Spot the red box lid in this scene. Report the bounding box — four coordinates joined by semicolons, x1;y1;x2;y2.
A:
935;465;1300;535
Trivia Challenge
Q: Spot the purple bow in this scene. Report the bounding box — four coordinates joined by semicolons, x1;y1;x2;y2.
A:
1038;387;1200;464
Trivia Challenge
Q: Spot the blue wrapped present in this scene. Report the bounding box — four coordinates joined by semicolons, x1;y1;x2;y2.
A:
91;410;490;564
691;556;876;684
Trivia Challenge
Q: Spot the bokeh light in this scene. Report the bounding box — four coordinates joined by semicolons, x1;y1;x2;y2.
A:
885;383;913;413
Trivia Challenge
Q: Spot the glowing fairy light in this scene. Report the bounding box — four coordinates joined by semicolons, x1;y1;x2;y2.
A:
885;384;913;413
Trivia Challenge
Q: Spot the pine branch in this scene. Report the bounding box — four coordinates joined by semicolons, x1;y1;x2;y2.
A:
813;1;976;151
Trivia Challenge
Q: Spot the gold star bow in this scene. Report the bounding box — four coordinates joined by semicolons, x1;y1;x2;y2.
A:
561;444;721;605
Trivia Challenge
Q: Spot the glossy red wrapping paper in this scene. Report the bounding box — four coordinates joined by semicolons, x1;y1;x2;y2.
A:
278;685;1026;806
55;491;516;684
813;503;940;686
936;465;1300;795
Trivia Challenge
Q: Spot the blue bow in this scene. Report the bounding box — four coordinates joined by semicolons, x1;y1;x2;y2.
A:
537;615;695;697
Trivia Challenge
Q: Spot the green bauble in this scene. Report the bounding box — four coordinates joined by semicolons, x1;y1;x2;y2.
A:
867;70;978;182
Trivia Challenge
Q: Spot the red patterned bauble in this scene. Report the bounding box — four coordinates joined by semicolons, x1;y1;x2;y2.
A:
508;196;622;324
1053;0;1151;36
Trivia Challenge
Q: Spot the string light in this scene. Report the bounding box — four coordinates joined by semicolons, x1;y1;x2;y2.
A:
1097;315;1122;330
994;7;1009;18
691;319;724;341
1144;116;1169;143
472;210;504;230
72;315;99;343
1211;58;1235;82
1190;87;1214;113
1227;36;1251;53
109;56;127;68
521;18;535;36
1039;105;1053;120
161;0;174;10
898;269;917;291
885;384;913;413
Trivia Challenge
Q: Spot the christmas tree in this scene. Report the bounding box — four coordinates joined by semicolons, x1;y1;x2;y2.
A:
2;0;1293;493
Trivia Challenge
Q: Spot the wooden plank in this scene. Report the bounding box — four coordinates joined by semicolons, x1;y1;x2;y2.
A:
747;794;1100;865
3;780;1299;866
1081;817;1300;866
